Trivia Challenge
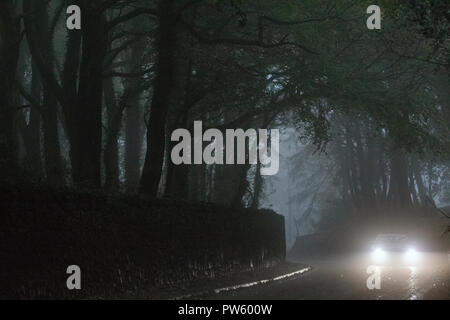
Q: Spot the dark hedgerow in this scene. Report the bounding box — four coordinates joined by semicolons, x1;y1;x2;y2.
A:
0;184;285;299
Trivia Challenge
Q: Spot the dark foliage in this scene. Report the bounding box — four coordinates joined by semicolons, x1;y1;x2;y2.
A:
0;184;284;299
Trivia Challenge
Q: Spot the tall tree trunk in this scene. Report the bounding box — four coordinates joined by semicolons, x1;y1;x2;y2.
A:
251;160;263;209
36;11;64;185
103;76;121;190
24;0;106;188
389;149;412;208
22;0;68;185
70;2;108;187
233;163;251;207
163;122;175;197
413;164;427;206
346;133;359;207
124;96;144;192
104;83;144;192
123;42;147;193
140;0;176;195
250;116;272;209
164;116;189;199
408;159;419;206
42;89;64;185
29;62;43;177
18;58;44;178
0;1;20;181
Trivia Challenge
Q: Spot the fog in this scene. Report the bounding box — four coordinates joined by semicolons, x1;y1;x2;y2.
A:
1;0;449;300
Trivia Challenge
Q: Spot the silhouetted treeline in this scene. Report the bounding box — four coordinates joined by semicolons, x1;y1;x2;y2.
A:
0;0;448;212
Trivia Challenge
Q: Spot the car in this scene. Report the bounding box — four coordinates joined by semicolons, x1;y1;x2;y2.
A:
369;233;420;266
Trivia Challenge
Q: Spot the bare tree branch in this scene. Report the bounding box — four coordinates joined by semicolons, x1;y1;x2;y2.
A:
181;20;317;54
107;8;158;30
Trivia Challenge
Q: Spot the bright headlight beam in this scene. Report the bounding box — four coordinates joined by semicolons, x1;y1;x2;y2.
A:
371;247;386;262
405;248;419;261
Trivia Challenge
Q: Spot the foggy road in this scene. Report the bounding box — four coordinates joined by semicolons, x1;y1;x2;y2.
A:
207;253;450;300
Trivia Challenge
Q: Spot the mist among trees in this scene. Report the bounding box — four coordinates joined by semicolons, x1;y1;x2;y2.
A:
0;0;449;241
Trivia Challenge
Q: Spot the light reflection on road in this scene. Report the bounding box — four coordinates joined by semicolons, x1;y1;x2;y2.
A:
407;266;419;300
366;265;424;299
207;252;449;300
362;252;448;300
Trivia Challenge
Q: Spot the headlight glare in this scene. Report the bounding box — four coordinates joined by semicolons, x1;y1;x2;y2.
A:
404;248;419;262
371;247;386;262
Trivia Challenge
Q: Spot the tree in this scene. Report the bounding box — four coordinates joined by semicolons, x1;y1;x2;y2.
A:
23;0;156;187
140;0;176;195
0;1;20;181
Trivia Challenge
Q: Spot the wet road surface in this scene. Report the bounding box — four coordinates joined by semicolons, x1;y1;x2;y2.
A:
207;252;450;300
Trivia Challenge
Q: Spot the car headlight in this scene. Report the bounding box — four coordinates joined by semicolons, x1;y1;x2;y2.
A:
371;247;386;261
404;248;420;262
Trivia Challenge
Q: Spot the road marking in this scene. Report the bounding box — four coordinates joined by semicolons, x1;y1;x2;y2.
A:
215;267;311;294
172;266;312;299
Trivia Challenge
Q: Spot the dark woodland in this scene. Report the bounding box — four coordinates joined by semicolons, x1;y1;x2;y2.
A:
0;0;449;300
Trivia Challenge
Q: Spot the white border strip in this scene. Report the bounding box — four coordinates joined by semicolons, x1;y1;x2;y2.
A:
173;266;311;299
214;267;311;294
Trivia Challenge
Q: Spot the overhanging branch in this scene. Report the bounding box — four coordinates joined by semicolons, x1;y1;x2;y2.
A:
107;8;158;30
182;20;317;54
